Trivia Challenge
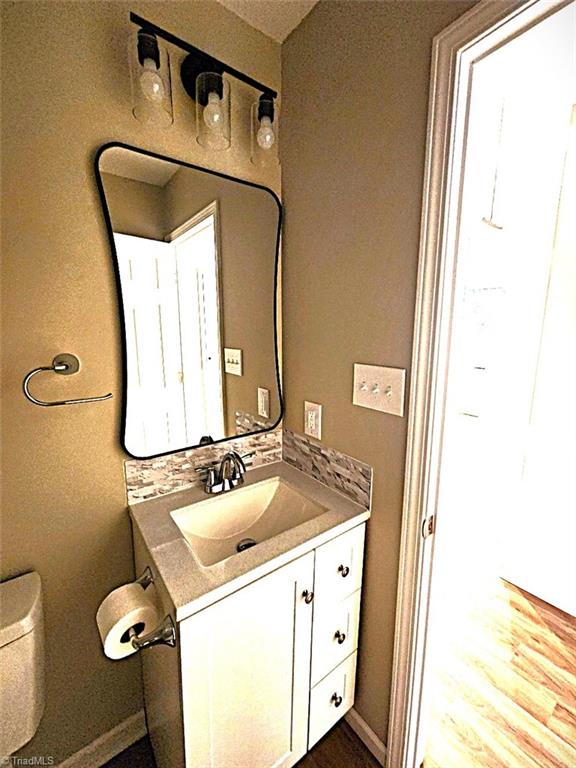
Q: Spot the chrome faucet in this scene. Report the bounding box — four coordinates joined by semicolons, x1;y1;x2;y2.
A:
195;451;253;494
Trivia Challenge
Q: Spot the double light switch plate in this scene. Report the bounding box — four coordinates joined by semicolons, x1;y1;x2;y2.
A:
353;364;406;416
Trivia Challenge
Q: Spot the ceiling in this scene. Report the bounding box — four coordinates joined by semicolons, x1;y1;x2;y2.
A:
215;0;319;43
99;148;179;187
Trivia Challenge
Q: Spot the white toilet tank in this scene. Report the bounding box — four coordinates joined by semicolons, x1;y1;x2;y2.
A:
0;571;45;756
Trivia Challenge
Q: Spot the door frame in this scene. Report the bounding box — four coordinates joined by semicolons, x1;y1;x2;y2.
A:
386;1;573;767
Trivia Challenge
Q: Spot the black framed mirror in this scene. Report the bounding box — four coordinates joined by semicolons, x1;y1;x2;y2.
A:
95;143;282;459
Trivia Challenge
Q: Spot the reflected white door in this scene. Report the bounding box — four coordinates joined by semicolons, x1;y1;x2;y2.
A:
172;213;225;443
115;233;187;455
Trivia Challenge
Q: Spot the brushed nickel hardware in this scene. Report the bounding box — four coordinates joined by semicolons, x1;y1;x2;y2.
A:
302;590;314;604
195;450;248;494
338;564;350;578
23;353;113;407
334;630;346;645
129;615;176;651
135;566;154;590
331;693;343;707
422;515;436;539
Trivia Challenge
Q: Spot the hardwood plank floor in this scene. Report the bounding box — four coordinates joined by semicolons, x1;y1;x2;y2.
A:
103;720;380;768
424;578;576;768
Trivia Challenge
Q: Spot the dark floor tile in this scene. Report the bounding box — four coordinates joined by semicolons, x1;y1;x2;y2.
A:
103;720;380;768
103;735;157;768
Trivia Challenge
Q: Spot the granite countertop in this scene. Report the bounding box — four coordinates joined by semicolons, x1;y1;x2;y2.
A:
130;460;370;622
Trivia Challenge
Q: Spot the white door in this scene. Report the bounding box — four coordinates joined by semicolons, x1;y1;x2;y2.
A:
172;213;225;443
180;553;315;768
115;233;188;456
389;3;576;767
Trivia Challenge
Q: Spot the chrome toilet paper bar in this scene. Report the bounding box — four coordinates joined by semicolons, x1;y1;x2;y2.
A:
129;615;176;651
23;353;112;407
131;569;176;650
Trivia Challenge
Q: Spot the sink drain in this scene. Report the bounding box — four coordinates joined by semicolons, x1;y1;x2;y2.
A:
237;538;257;553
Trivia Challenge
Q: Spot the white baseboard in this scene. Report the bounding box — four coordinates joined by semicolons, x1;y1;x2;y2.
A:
58;710;146;768
345;707;387;766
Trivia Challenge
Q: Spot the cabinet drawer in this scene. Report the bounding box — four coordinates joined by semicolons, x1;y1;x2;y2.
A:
308;651;357;749
311;589;361;686
314;524;365;607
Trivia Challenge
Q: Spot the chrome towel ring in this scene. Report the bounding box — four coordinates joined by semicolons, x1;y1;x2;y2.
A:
23;353;113;407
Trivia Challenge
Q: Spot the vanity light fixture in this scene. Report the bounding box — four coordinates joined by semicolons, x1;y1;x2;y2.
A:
128;28;173;127
129;13;278;152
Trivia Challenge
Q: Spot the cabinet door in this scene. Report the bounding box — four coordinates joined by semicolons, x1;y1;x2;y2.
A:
180;553;315;768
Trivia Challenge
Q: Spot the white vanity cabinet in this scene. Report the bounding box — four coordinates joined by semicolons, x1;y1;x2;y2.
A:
180;552;315;768
177;523;366;768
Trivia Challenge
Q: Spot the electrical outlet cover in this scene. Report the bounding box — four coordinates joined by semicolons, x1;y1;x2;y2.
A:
258;387;270;419
304;401;322;440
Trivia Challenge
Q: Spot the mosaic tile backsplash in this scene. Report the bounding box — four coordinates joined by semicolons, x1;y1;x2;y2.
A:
125;425;372;509
125;427;282;503
235;410;275;435
282;429;372;509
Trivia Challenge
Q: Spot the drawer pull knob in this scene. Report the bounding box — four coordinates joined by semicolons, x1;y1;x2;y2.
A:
331;693;343;707
338;564;350;578
334;630;346;644
302;589;314;604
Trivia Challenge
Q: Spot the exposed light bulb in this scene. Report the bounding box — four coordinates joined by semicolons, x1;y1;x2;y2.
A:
256;116;275;150
140;57;164;103
203;91;224;130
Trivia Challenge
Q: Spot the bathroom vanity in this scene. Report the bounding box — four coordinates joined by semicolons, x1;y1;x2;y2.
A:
130;461;369;768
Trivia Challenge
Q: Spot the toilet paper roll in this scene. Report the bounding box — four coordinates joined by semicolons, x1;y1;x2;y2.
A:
96;583;159;660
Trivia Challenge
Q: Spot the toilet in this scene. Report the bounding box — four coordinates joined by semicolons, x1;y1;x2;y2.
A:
0;571;45;756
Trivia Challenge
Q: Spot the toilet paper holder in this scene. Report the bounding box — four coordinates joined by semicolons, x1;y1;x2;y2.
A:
129;615;176;651
130;567;176;651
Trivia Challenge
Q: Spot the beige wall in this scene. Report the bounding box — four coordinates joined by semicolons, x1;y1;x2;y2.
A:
0;1;279;762
100;172;167;240
281;0;474;742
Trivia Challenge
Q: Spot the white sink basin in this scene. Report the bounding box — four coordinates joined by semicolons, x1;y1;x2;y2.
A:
170;476;327;567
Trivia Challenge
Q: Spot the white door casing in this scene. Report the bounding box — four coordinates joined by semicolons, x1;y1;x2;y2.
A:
386;2;575;767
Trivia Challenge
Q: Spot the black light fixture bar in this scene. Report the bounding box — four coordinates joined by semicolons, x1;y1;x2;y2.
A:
129;12;277;100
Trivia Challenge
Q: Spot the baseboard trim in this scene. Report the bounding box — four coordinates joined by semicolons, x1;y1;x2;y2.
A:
345;707;387;766
58;710;146;767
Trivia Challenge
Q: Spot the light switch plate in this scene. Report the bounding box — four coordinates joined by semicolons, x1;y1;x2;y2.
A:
304;401;322;440
353;364;406;416
258;387;270;419
224;348;242;376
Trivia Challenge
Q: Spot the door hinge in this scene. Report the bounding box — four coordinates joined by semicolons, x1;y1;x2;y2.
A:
422;515;435;539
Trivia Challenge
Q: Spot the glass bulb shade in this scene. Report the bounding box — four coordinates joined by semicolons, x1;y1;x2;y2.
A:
196;73;231;150
251;99;279;167
128;31;173;128
140;58;165;103
203;92;225;129
256;116;276;149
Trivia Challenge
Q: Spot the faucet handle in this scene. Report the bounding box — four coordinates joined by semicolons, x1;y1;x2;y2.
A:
195;464;218;492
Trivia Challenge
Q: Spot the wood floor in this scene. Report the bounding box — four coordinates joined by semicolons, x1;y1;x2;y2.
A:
423;578;576;768
103;720;380;768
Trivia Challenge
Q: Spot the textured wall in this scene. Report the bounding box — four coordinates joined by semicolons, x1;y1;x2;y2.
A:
281;0;474;741
0;1;279;762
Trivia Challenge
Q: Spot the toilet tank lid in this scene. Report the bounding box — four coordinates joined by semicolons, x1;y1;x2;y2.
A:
0;572;43;647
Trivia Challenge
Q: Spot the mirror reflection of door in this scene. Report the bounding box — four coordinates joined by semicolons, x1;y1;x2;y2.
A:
115;204;224;456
